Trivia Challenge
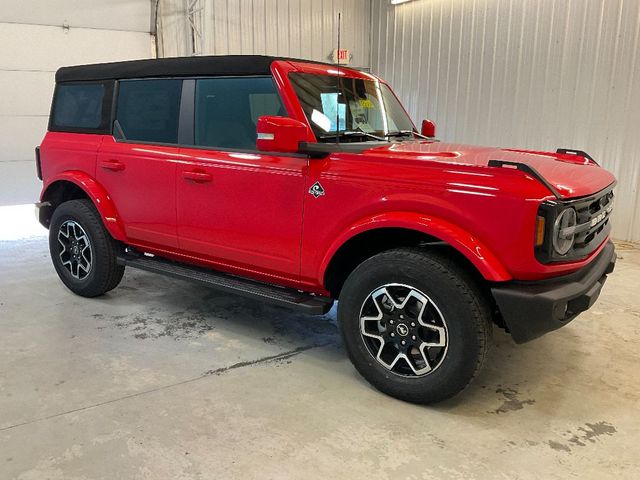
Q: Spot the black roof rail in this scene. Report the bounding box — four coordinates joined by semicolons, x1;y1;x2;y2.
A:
488;159;561;199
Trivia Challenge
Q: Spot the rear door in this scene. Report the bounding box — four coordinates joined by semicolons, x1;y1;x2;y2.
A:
96;78;183;248
176;76;307;280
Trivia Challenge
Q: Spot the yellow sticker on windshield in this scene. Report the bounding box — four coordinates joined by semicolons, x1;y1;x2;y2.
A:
359;99;374;109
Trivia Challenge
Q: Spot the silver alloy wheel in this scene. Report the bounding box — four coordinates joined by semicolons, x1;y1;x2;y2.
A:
359;283;448;377
57;220;93;280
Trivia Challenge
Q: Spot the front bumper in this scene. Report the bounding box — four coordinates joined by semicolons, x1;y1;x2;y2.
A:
491;241;616;343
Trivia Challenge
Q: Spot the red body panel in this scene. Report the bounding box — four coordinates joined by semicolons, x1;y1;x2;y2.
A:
39;60;617;296
365;142;615;199
175;147;307;280
96;137;179;248
299;153;612;285
40;132;100;182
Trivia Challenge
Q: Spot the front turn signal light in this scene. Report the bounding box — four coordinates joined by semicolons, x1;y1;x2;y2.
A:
535;215;546;246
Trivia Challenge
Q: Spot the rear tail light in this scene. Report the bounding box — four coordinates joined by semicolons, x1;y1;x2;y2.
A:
35;146;42;180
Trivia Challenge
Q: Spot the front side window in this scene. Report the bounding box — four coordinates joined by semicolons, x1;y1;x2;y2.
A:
116;79;182;144
51;83;105;131
288;73;415;142
194;76;285;150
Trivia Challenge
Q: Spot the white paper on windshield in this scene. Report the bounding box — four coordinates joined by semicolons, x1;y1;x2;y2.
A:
349;100;375;132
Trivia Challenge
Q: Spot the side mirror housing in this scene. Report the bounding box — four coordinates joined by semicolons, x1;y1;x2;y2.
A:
256;116;308;153
421;119;436;138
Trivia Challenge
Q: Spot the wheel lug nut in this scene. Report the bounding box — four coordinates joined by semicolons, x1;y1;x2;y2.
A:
401;340;406;345
411;335;416;340
411;322;416;327
389;320;394;324
390;333;395;337
400;315;404;319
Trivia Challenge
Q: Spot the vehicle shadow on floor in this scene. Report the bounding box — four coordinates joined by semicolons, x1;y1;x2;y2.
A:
95;268;341;348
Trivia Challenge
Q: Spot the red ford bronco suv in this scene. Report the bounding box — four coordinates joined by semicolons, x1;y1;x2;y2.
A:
36;55;616;404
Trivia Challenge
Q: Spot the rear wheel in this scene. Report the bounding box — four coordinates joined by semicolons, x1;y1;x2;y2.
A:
49;199;124;297
338;248;492;404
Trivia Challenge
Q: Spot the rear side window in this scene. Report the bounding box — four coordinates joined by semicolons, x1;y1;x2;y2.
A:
115;79;182;144
194;76;285;150
50;82;110;133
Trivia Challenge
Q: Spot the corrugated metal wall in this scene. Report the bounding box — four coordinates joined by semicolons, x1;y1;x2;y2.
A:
372;0;640;242
158;0;371;68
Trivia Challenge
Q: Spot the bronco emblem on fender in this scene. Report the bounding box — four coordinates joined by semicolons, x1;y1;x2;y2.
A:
309;181;325;198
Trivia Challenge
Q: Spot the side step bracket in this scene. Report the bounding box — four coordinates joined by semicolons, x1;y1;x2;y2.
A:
117;253;334;315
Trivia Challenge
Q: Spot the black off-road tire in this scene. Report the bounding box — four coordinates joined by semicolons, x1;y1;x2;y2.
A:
49;199;125;297
338;248;492;404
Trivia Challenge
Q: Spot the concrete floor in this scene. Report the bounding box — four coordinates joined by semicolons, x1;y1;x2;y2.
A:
1;231;639;479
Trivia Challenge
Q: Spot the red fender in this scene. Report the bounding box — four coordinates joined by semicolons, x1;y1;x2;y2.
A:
42;171;127;241
319;211;512;283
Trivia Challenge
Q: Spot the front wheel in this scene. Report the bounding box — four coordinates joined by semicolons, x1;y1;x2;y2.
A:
338;248;492;404
49;199;125;297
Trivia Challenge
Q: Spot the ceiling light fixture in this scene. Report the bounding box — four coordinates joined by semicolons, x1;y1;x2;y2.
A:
391;0;413;5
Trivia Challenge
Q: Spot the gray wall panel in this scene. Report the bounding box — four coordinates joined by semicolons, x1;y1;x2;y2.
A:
158;0;372;68
0;0;151;33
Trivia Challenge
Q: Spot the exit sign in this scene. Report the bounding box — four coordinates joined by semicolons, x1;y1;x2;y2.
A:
332;49;351;64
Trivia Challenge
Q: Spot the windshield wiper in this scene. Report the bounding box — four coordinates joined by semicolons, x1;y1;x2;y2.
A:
385;130;431;140
319;130;386;142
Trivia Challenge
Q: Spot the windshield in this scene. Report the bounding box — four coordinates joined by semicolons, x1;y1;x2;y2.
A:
289;72;415;142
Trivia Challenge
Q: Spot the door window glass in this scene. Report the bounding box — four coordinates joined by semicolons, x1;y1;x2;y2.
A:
116;79;182;144
194;77;285;150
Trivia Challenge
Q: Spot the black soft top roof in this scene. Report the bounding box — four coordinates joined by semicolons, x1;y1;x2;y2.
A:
55;55;335;83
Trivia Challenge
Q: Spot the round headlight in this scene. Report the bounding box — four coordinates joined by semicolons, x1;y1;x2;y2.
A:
553;208;577;255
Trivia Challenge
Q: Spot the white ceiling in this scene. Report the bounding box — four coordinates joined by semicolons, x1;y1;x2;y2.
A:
0;0;152;33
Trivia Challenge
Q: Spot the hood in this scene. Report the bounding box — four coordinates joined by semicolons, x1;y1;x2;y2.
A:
363;141;616;199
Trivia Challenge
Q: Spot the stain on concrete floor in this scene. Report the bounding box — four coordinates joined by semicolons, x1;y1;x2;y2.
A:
490;386;536;414
545;421;618;453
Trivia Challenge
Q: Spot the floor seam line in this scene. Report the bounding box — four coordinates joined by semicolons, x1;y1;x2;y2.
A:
0;342;331;433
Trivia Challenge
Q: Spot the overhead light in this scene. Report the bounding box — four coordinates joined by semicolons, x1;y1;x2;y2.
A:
391;0;413;5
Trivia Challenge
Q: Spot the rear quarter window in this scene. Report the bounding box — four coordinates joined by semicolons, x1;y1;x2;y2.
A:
49;82;112;133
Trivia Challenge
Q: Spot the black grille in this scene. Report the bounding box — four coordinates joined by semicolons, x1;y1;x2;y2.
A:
572;189;614;253
536;185;615;264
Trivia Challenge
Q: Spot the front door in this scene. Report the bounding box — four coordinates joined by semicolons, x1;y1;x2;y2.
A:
176;76;307;280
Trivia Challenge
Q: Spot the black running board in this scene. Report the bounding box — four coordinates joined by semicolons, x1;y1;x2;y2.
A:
117;253;334;315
